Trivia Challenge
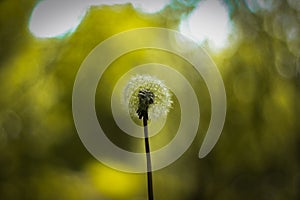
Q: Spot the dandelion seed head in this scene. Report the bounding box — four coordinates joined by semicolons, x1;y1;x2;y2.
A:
123;74;173;120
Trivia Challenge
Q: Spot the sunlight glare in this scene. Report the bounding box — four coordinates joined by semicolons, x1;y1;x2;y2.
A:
29;0;170;38
179;0;232;50
130;0;170;13
29;0;89;38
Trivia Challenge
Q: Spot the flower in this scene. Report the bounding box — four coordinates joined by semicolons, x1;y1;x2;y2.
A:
123;74;173;120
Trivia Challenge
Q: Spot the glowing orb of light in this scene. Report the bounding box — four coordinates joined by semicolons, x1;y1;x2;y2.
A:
130;0;170;13
90;0;170;13
29;0;89;38
29;0;171;38
179;0;232;51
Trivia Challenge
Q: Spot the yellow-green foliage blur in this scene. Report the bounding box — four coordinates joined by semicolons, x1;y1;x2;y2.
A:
0;0;299;200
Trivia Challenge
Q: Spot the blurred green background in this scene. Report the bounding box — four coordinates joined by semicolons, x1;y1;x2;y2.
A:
0;0;300;199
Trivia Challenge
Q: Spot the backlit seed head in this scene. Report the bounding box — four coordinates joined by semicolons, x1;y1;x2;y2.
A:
123;74;173;120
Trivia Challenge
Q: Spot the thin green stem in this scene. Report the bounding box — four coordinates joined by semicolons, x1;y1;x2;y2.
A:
143;117;154;200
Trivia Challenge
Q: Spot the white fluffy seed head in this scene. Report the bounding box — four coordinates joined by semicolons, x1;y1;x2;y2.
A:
123;74;173;120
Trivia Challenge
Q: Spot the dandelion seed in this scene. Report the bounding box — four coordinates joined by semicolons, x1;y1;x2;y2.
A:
123;74;173;120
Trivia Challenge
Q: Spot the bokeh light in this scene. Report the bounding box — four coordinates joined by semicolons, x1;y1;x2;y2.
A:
29;0;171;38
179;0;232;51
29;0;89;38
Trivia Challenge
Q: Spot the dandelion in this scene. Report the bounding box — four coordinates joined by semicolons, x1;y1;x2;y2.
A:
122;74;173;200
123;74;173;121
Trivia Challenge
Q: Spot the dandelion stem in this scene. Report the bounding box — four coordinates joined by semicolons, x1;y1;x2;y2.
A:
136;89;155;199
143;116;154;200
